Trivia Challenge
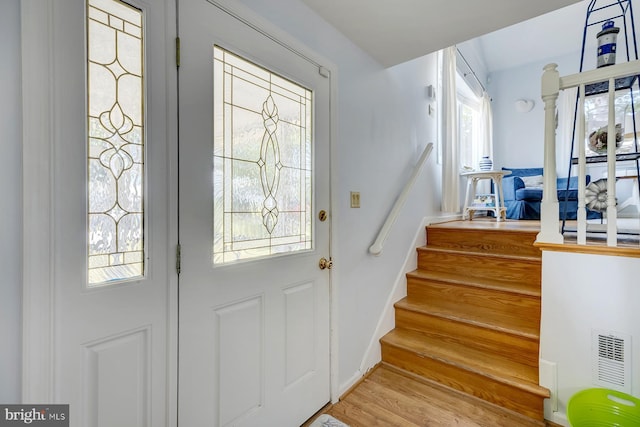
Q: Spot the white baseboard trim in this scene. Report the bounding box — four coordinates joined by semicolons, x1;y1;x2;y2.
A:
547;412;569;426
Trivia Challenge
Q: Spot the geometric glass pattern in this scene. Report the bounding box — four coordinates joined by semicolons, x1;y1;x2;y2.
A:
213;46;313;265
87;0;144;285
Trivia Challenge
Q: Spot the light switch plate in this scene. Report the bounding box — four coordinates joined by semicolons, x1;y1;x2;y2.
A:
350;192;360;208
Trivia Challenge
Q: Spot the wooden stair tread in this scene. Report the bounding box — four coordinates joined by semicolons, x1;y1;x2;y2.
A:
426;224;542;258
380;328;548;398
394;301;540;368
403;284;541;334
417;245;541;263
416;247;542;289
427;219;541;233
407;268;541;297
395;297;540;340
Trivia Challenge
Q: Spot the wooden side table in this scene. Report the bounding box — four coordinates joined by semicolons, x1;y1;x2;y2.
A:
461;170;511;221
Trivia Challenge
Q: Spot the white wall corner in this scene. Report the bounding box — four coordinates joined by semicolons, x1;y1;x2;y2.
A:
338;369;365;399
357;218;424;375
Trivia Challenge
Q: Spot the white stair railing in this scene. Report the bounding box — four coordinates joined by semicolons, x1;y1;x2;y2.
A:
539;60;640;247
369;143;433;256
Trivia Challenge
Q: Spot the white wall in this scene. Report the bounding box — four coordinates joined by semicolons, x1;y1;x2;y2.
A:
541;251;640;424
0;0;23;403
237;0;441;392
488;51;582;171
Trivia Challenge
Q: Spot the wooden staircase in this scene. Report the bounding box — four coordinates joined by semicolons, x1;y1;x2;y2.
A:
380;220;550;422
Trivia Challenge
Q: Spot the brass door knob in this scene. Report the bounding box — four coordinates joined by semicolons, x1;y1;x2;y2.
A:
319;257;333;270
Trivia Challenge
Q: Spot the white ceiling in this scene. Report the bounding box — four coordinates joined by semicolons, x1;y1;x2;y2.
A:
475;1;598;72
299;0;583;68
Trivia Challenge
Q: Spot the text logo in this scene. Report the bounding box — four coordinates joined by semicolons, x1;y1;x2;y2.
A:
0;405;68;427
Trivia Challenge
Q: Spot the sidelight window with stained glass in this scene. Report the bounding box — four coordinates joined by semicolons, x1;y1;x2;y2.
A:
213;46;313;265
87;0;145;285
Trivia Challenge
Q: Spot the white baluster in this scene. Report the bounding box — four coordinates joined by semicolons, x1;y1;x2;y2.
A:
606;77;618;246
538;64;563;244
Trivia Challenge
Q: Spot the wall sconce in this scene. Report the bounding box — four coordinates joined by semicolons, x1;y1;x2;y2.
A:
515;99;535;113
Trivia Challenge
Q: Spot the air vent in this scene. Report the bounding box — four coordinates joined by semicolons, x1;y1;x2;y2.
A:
592;330;631;393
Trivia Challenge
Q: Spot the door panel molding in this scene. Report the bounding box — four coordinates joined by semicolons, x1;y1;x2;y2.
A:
83;326;151;427
214;296;264;426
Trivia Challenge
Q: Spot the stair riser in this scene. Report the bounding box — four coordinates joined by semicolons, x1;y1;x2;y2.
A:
407;272;540;296
406;281;541;332
394;309;540;368
381;344;545;420
417;250;541;285
426;228;541;258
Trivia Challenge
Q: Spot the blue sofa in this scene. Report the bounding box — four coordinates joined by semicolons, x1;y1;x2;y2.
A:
500;167;601;220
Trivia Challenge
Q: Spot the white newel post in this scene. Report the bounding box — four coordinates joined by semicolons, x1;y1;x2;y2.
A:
537;64;564;244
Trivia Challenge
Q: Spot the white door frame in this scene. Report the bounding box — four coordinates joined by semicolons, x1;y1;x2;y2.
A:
21;0;338;419
20;0;179;421
21;0;55;402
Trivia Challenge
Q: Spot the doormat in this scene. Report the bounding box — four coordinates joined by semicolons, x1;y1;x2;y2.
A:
309;414;350;427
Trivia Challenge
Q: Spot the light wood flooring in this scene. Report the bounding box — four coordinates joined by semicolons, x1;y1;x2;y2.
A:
305;364;562;427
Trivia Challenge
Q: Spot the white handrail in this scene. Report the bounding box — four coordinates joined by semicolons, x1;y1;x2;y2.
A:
369;143;434;256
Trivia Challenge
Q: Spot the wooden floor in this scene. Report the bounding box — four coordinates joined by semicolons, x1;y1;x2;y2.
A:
436;217;640;252
307;364;558;427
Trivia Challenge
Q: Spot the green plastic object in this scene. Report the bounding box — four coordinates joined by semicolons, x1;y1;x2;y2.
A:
567;388;640;426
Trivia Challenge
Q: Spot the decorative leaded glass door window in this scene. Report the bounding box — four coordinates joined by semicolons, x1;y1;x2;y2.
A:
87;0;145;285
213;46;313;264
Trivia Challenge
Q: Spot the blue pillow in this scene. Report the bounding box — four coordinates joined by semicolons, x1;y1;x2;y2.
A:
557;175;591;190
502;167;544;178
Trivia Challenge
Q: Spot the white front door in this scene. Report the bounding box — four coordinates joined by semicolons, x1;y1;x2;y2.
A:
177;1;332;426
22;0;176;425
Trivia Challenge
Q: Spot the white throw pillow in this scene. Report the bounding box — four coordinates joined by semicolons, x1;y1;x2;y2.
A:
521;175;544;188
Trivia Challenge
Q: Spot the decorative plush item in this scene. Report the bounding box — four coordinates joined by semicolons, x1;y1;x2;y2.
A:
588;123;623;153
521;175;544;188
585;178;616;212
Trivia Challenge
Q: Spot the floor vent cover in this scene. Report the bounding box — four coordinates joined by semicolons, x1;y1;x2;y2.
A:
592;330;631;393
